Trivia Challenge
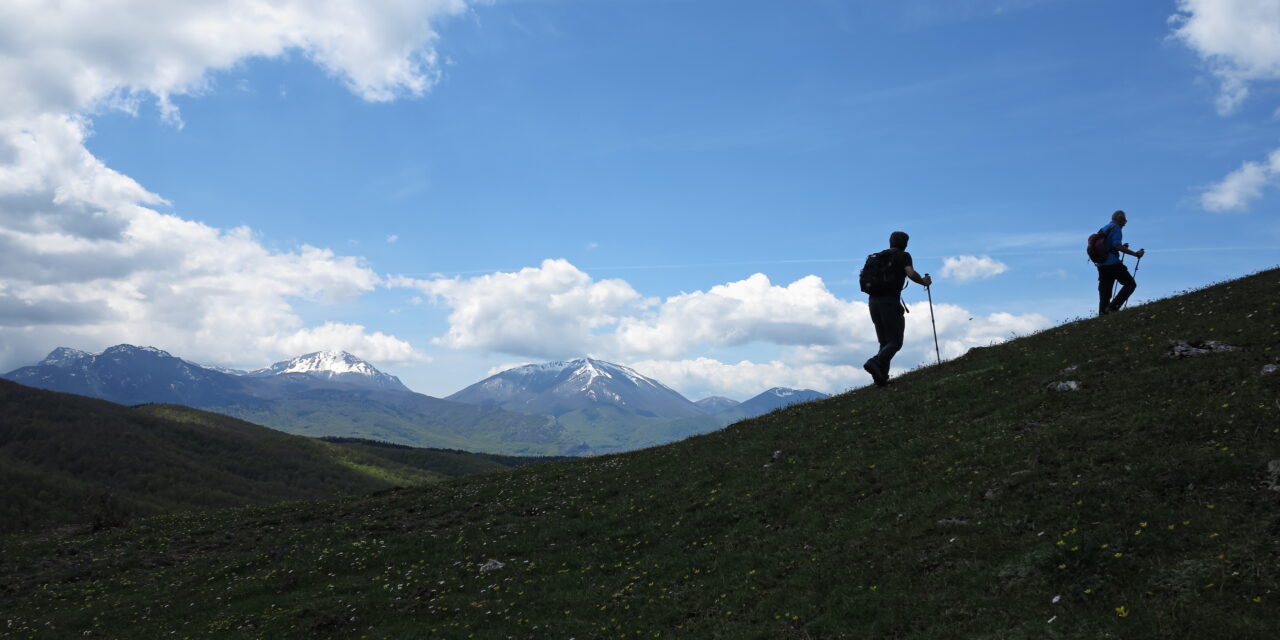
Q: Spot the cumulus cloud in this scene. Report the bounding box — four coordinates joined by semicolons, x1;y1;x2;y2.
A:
390;259;644;359
628;301;1050;400
939;255;1008;282
628;358;866;401
613;273;867;359
0;1;468;371
397;258;1052;398
0;119;389;366
0;0;470;121
262;322;426;364
1200;147;1280;211
1170;0;1280;115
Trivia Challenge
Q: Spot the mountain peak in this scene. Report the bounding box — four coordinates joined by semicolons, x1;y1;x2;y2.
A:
448;357;704;422
39;347;93;368
101;344;175;358
283;350;367;374
249;351;409;391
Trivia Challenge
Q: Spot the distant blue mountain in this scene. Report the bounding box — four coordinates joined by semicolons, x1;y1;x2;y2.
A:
714;387;829;424
1;345;563;454
694;396;740;414
3;344;249;407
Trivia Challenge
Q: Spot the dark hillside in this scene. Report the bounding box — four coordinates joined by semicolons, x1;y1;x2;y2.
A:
317;437;573;476
3;268;1278;638
0;386;540;535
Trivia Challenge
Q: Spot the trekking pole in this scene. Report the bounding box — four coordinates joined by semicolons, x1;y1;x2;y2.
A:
1119;255;1142;310
1111;253;1124;301
926;279;941;365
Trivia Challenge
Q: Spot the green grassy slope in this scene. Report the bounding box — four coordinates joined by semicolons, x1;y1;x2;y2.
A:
210;388;566;456
0;388;542;535
3;269;1278;639
317;437;573;476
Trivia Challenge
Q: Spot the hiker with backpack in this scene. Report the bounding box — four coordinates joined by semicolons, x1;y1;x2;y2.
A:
1088;210;1145;316
860;231;931;387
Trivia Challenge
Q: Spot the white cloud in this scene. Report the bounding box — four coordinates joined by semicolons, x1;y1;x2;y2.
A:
387;234;399;244
1170;0;1280;115
0;0;470;121
939;255;1008;282
1200;147;1280;211
0;1;470;372
627;358;866;401
612;273;867;358
0;119;398;368
262;322;427;364
395;259;1052;399
390;259;645;359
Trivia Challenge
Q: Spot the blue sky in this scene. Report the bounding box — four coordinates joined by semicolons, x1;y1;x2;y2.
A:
2;0;1278;400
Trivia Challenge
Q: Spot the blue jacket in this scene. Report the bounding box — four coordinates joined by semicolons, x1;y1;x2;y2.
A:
1098;221;1123;266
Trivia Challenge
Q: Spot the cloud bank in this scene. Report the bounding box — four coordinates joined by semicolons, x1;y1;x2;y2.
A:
0;0;472;370
394;259;1051;399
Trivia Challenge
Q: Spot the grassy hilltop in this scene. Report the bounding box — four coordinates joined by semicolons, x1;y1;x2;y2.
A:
2;269;1278;639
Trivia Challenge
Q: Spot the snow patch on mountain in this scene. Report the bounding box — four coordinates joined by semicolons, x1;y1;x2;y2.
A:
448;357;704;419
39;347;93;368
248;351;409;391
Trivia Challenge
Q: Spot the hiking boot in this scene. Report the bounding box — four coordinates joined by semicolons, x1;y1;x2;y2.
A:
1106;303;1121;314
863;359;888;387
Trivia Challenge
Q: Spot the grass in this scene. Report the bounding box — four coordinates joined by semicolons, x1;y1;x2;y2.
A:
2;268;1278;639
0;394;553;536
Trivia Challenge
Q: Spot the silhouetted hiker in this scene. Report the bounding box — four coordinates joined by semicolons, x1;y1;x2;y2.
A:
860;231;931;387
1091;210;1145;316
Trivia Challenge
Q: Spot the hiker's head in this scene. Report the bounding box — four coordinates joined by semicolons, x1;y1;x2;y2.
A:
889;231;909;250
1112;210;1127;226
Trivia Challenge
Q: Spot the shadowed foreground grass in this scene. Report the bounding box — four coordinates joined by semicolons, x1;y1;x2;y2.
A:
2;268;1278;639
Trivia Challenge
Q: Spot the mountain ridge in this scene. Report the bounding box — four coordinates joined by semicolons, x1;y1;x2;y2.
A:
1;345;571;455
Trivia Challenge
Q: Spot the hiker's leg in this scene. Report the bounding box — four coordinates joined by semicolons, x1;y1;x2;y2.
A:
873;301;905;373
869;299;890;350
1096;266;1116;315
1110;265;1136;310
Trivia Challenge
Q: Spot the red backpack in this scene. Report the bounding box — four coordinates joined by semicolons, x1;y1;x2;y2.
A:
1086;224;1113;264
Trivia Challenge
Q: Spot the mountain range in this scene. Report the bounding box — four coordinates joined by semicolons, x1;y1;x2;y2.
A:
3;347;830;455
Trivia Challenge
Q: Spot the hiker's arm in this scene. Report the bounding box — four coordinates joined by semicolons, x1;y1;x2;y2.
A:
1118;244;1145;258
904;265;932;287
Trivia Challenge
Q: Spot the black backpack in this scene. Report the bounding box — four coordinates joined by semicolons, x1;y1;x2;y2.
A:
859;249;901;296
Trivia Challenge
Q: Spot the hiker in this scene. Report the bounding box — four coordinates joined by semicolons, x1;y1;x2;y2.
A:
1092;210;1145;316
860;231;931;387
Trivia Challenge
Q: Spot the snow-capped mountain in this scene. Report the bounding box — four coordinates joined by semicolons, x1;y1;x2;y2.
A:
447;357;706;419
694;396;740;414
716;387;829;423
1;345;563;455
247;351;409;392
38;347;94;368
